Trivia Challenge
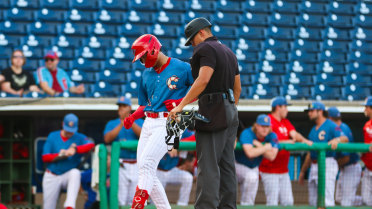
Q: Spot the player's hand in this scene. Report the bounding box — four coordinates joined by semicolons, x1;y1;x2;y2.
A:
65;147;76;156
59;149;66;156
123;115;135;129
328;139;339;150
264;143;272;150
303;139;313;146
253;140;263;147
169;105;184;120
164;98;182;111
298;171;305;185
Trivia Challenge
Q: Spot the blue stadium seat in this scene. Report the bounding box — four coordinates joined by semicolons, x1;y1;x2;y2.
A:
313;85;342;100
317;61;346;75
94;10;125;24
168;47;192;61
53;35;83;48
70;0;99;11
0;91;20;98
217;0;242;12
189;0;216;12
300;1;328;14
320;50;347;63
329;2;354;15
284;84;312;99
323;27;350;40
354;14;372;28
212;25;237;39
40;0;69;9
184;11;212;23
258;60;286;74
22;58;39;71
244;0;272;13
156;11;184;25
58;59;70;70
90;81;118;97
239;25;266;39
213;12;241;26
103;58;132;71
22;45;43;59
72;58;102;72
240;74;254;86
0;58;9;70
28;21;58;35
3;34;22;46
157;37;174;51
10;0;39;9
83;36;114;49
260;49;288;62
67;69;95;83
298;13;326;27
127;11;154;24
67;9;94;23
236;39;262;51
295;27;322;40
251;84;281;99
288;61;317;74
106;47;131;60
96;69;125;84
99;0;128;11
285;73;314;85
345;73;372;86
49;46;75;60
21;34;52;47
356;2;372;15
113;36;134;49
290;50;318;63
323;39;349;52
76;47;105;60
119;23;148;37
327;14;353;28
23;91;47;98
343;84;371;101
150;24;179;38
293;39;320;52
0;0;10;9
126;70;142;84
267;26;295;40
347;62;372;75
273;0;299;13
59;22;88;36
36;9;65;22
89;22;117;36
161;0;188;12
6;8;34;22
130;0;159;12
348;50;372;64
238;62;258;74
122;81;138;98
270;13;297;27
236;49;258;62
241;12;269;27
264;39;291;52
316;73;344;86
353;27;372;41
253;72;283;86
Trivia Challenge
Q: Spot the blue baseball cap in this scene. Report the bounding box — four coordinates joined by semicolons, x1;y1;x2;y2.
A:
328;107;341;118
307;101;326;111
63;113;78;133
256;114;271;126
116;96;131;106
271;96;291;107
362;96;372;106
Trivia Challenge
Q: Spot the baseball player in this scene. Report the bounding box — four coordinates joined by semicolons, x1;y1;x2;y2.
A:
260;97;312;206
362;96;372;206
42;113;94;209
235;114;279;206
103;96;143;206
123;34;194;209
328;107;362;206
299;101;348;207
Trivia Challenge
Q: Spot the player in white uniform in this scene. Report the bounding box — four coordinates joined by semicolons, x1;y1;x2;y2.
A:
42;113;94;209
123;34;194;209
235;114;279;205
103;96;143;206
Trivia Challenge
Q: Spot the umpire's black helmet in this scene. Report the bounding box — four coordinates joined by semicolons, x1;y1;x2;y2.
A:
184;17;212;46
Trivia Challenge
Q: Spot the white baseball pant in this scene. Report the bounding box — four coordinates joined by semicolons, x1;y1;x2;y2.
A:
118;162;138;206
335;163;362;206
42;168;81;209
308;157;338;207
136;117;171;209
362;168;372;206
235;162;259;206
260;172;294;206
157;167;193;206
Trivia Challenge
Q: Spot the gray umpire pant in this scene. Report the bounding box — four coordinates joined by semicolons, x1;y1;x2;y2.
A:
194;100;239;209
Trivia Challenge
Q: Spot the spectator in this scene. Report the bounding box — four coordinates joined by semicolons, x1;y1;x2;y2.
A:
36;51;84;96
235;114;279;205
42;113;95;209
103;96;143;206
1;50;39;96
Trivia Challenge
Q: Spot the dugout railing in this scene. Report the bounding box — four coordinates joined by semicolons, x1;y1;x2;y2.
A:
98;141;372;209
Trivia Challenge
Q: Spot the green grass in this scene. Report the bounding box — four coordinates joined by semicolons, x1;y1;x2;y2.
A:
119;205;372;209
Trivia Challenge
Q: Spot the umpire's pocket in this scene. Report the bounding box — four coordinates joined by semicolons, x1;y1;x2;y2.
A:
195;93;227;132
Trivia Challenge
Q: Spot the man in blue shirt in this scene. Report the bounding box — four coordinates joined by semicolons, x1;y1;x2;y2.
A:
299;102;348;207
103;96;143;206
235;114;279;205
328;107;362;206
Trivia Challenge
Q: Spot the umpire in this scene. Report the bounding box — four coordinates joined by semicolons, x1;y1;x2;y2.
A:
170;17;241;209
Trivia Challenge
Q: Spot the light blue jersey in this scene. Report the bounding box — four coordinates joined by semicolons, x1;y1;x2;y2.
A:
36;67;74;91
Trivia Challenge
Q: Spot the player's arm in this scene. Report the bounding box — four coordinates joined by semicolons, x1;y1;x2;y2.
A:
233;74;241;105
328;135;348;150
131;122;141;137
39;81;56;96
123;106;145;129
289;130;313;145
242;141;272;159
299;152;311;185
263;147;279;161
104;124;122;144
337;155;350;168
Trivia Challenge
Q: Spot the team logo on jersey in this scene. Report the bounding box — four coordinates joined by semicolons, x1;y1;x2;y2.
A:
366;127;372;135
166;76;179;90
279;126;288;136
318;130;326;140
69;121;74;127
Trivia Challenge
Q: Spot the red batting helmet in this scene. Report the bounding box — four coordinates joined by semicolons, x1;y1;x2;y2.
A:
131;34;162;68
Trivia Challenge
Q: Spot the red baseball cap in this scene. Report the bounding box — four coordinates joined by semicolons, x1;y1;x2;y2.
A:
44;50;59;59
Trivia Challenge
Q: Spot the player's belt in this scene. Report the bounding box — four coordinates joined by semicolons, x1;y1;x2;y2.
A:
145;112;169;118
312;159;317;164
122;160;137;164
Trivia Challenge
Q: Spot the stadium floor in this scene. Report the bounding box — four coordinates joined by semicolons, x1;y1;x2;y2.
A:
119;206;372;209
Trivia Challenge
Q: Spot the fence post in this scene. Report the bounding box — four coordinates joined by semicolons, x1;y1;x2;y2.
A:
317;150;326;208
110;141;121;209
98;144;108;209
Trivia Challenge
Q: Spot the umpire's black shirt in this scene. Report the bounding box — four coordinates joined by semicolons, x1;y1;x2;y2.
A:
190;36;239;97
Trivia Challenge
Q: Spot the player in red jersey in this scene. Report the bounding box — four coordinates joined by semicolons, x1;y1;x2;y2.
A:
361;96;372;206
